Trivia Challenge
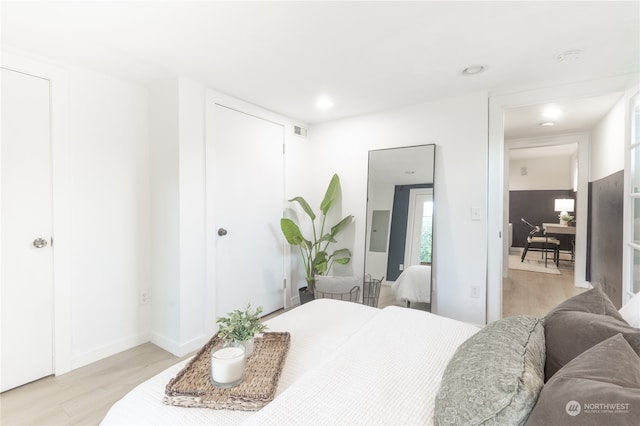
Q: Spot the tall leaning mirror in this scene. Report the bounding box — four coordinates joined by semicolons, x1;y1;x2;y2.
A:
364;144;435;312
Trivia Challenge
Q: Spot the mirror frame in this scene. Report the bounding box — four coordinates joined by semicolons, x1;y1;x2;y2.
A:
364;144;436;311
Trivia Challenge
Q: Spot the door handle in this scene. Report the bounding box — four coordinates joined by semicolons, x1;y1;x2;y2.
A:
217;228;228;236
33;238;48;248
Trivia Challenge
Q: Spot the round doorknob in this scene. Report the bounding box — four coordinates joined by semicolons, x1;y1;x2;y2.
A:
217;228;228;236
33;238;48;248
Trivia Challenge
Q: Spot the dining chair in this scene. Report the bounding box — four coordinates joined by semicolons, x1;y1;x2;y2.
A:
520;218;561;267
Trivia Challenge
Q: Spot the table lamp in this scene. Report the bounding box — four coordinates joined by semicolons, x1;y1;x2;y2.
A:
554;199;575;225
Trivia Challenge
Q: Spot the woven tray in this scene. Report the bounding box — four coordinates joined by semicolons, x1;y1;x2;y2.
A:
164;332;291;411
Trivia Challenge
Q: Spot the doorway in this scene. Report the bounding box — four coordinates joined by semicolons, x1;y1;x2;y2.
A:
1;67;54;391
503;141;584;317
487;76;632;323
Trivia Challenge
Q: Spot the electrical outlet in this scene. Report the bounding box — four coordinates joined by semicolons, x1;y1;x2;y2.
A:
471;285;480;299
399;264;404;271
139;290;150;305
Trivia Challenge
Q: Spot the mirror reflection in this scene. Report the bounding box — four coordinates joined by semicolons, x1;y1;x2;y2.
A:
365;144;435;312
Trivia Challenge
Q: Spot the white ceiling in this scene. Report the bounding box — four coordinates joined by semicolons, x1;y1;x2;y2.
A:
504;92;625;140
2;1;638;128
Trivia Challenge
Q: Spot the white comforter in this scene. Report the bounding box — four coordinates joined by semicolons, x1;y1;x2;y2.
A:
392;265;432;304
101;299;478;425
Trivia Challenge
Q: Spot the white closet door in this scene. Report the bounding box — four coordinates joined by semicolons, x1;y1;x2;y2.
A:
208;103;285;317
1;68;54;391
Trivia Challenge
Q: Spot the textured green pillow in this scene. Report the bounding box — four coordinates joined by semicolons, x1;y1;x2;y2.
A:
434;316;545;426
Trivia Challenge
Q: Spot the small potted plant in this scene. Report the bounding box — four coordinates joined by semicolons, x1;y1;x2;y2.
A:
216;304;267;357
559;213;574;226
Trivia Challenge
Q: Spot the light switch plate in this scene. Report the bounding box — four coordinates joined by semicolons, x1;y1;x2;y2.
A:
471;207;482;221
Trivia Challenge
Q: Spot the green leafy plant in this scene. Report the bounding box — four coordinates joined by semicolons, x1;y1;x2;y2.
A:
559;213;574;222
280;173;354;293
216;304;267;342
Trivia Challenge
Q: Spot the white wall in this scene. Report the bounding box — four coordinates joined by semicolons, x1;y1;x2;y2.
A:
3;50;152;370
148;76;181;353
177;78;208;351
149;77;210;357
591;95;626;181
509;155;574;190
69;68;151;367
305;92;489;325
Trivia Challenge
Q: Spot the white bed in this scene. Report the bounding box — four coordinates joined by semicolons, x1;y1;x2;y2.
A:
391;264;432;305
101;299;478;425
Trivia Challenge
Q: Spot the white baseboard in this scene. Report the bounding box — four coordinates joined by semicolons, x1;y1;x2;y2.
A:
290;295;300;307
71;333;149;370
151;331;209;357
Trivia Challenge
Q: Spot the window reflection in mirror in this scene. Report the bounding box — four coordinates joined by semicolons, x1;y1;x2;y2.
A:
365;145;435;312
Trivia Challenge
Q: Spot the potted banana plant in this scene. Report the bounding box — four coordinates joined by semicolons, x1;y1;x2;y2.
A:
280;173;354;304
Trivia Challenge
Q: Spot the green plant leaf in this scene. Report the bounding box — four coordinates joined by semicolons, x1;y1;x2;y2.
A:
330;248;352;265
215;303;267;342
320;174;340;216
288;196;316;221
280;218;305;246
330;215;354;238
312;251;328;274
318;233;337;244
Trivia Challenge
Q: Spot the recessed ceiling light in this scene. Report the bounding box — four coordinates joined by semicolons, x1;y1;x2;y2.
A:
542;106;563;120
461;64;486;75
539;121;555;127
555;49;583;62
316;97;334;110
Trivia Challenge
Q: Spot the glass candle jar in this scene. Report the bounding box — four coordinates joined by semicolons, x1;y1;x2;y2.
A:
210;342;246;388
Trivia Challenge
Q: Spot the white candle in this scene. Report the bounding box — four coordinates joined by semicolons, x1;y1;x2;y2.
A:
211;345;245;387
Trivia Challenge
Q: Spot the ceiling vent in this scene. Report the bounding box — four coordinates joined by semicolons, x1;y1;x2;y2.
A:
294;126;308;137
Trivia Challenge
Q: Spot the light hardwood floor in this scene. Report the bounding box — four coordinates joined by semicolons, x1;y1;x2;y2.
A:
0;343;192;426
503;257;586;318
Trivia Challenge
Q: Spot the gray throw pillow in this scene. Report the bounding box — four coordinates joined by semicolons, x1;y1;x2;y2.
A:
548;285;624;320
434;316;545;426
544;286;640;380
526;334;640;425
